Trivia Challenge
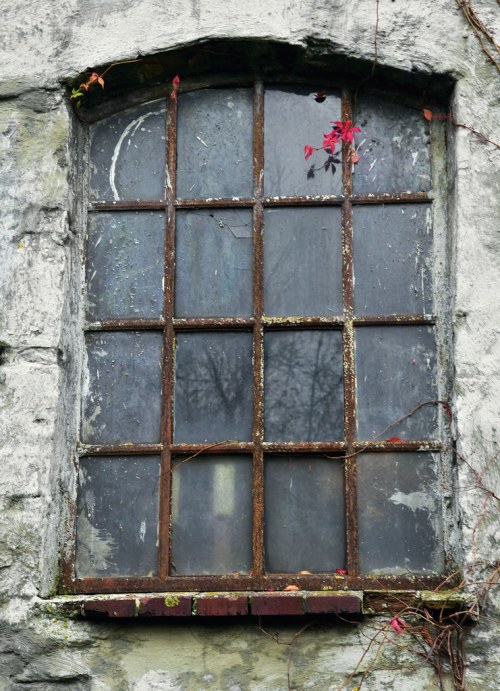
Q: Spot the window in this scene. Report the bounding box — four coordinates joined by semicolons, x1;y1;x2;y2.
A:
69;81;449;594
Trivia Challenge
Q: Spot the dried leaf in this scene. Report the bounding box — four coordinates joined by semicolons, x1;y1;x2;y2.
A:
352;154;360;164
284;585;300;591
298;570;312;575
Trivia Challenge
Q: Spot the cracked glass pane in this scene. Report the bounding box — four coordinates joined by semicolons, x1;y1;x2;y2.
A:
175;209;253;317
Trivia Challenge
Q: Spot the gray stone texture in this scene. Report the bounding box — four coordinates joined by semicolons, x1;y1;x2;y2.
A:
1;0;499;688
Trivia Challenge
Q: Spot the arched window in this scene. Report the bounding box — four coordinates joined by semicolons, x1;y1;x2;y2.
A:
66;72;451;595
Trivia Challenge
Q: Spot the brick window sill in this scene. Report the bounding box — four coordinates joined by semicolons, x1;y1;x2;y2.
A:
38;590;471;619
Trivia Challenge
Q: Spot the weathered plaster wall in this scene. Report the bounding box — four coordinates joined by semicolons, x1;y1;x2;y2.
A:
0;1;499;689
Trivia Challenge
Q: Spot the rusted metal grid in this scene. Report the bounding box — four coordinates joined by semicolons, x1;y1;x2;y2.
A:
66;82;445;595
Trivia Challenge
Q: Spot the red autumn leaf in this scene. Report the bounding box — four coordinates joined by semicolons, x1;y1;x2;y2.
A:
304;144;315;160
322;130;339;154
387;436;404;443
331;120;361;143
352;154;360;164
335;569;347;575
171;74;180;101
390;618;403;634
97;76;105;88
314;90;327;103
423;108;433;121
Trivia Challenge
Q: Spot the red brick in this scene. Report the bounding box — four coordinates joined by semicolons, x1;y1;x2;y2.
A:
196;595;248;616
305;594;361;615
251;593;304;616
84;599;136;618
139;595;192;617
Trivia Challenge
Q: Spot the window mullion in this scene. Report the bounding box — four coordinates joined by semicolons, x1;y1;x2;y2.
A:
158;93;177;580
341;88;359;577
252;81;265;576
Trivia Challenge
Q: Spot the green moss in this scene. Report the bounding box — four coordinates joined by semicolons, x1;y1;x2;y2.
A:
164;596;180;608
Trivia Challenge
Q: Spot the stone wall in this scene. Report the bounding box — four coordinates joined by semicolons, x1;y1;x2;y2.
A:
0;1;499;688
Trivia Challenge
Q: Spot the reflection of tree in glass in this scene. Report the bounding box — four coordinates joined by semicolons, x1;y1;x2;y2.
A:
265;331;344;442
174;333;253;443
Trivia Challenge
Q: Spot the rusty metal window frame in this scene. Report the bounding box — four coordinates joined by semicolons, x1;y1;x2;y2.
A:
64;80;452;595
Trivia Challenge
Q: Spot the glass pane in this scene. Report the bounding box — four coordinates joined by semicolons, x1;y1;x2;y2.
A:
174;332;253;443
353;95;431;194
175;209;253;317
86;211;165;321
90;101;166;201
356;326;438;440
176;89;253;198
264;207;343;317
76;456;160;577
353;204;433;315
264;86;342;197
357;452;444;575
264;330;344;442
82;332;163;444
171;455;252;575
264;456;345;573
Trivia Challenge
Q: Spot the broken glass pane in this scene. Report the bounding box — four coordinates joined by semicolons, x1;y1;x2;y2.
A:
264;207;343;317
90;101;166;201
355;326;438;439
357;452;444;575
353;204;433;315
176;89;253;198
353;95;431;194
175;209;253;317
174;332;253;443
86;211;165;321
76;456;160;578
171;454;252;575
264;86;342;197
82;332;163;444
264;330;344;441
264;456;345;573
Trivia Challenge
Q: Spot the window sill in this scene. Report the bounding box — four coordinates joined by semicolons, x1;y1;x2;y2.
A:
37;590;472;619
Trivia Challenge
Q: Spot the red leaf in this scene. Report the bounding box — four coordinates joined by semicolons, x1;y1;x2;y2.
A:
304;144;315;160
390;618;403;634
352;154;360;164
423;108;433;121
387;436;404;443
335;569;347;575
314;90;327;103
172;74;180;89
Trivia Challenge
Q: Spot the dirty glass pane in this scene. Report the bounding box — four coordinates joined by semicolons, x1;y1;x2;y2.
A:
90;101;166;201
76;456;160;578
82;332;163;444
358;452;444;575
264;207;343;317
353;95;431;194
175;209;253;317
174;332;253;443
171;455;252;575
176;89;253;198
264;330;344;441
264;456;345;573
356;326;438;440
86;211;165;321
353;204;433;315
264;86;342;197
